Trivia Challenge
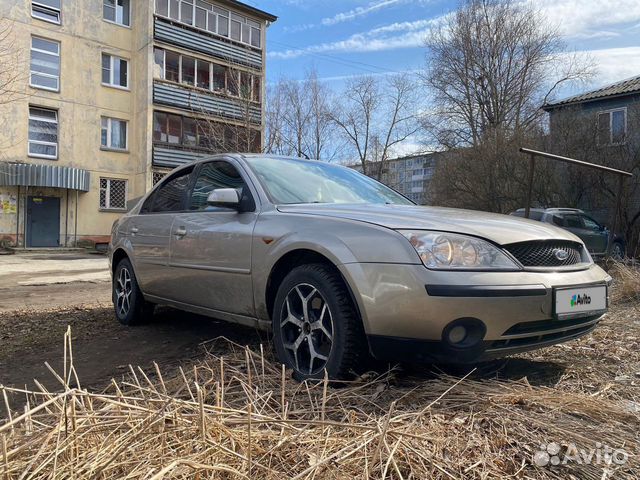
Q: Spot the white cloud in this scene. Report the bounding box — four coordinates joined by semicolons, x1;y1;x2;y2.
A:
585;46;640;86
269;17;441;59
321;0;404;26
270;0;640;61
531;0;640;38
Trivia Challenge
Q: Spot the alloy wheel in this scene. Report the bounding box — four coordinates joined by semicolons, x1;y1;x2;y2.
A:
115;267;132;317
279;283;334;375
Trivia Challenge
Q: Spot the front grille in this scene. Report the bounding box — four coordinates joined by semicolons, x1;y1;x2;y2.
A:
488;315;602;351
505;240;582;267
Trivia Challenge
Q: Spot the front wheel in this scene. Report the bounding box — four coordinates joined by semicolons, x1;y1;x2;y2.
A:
113;258;154;325
272;264;366;381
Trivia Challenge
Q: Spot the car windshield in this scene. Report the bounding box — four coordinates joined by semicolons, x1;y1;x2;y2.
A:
244;157;414;205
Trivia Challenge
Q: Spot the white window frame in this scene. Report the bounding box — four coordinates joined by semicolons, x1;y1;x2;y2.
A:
101;53;130;89
154;46;261;103
30;36;60;92
155;0;262;49
99;178;128;210
28;106;59;160
32;0;62;24
101;117;129;151
598;107;627;146
103;0;131;27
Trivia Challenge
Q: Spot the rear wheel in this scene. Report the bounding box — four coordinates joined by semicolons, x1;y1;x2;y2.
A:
113;258;154;325
272;263;366;381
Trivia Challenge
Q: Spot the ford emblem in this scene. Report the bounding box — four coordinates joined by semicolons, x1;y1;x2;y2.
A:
554;249;569;261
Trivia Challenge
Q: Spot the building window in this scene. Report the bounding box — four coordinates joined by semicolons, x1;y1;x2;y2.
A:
32;0;61;24
100;178;127;210
101;117;128;150
152;169;171;185
103;0;130;26
30;37;60;91
153;111;260;152
154;0;261;49
153;47;261;102
28;107;58;159
598;108;627;146
102;53;129;88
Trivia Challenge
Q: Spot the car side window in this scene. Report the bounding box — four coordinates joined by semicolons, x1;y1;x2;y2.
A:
563;214;583;229
142;167;194;213
582;215;601;231
189;161;249;211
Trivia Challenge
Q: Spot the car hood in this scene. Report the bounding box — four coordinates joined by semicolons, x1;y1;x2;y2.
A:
276;204;581;246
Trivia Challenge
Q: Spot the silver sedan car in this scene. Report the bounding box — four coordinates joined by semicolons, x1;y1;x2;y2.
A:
109;155;611;380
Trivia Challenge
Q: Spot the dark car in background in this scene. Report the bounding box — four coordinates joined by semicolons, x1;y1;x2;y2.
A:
510;208;625;258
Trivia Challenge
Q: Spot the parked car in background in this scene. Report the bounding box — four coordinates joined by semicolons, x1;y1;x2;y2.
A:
510;208;625;259
109;155;612;380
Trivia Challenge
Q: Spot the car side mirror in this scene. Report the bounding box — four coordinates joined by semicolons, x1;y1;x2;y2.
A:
207;188;241;209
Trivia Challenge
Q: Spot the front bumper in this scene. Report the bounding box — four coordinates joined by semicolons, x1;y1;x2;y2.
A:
338;262;611;363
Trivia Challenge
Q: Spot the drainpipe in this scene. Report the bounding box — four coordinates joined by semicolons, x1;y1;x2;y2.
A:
24;185;29;248
65;189;69;247
16;185;20;247
74;190;78;247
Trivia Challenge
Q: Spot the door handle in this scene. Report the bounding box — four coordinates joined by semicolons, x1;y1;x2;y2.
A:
130;227;139;234
175;227;187;237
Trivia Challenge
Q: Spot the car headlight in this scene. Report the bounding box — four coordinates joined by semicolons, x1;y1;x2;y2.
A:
399;231;521;270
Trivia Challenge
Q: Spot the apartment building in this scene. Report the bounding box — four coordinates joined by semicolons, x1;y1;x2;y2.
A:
352;153;441;204
0;0;276;248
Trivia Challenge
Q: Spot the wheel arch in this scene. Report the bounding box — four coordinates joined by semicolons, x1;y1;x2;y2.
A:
111;247;130;275
265;248;364;328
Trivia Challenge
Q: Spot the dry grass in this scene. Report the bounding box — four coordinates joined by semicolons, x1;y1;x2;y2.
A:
1;268;640;479
607;260;640;304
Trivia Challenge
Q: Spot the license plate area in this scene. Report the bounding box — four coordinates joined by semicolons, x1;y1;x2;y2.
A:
553;284;607;320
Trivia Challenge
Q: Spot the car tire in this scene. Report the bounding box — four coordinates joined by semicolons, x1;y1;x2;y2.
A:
611;241;625;260
272;263;366;381
113;258;154;326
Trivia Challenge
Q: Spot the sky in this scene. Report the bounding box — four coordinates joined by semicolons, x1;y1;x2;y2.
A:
256;0;640;95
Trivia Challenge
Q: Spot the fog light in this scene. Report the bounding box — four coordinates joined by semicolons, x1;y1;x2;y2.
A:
448;325;467;344
442;318;486;349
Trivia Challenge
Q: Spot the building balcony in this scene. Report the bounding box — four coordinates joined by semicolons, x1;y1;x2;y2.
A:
153;81;261;124
152;145;212;168
154;16;263;70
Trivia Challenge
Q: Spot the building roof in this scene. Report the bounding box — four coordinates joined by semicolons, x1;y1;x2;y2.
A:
543;74;640;110
220;0;277;22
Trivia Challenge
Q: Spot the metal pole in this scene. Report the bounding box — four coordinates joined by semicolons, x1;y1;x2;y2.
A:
524;154;536;219
16;185;20;247
74;190;78;247
24;185;29;248
65;189;69;247
606;175;624;257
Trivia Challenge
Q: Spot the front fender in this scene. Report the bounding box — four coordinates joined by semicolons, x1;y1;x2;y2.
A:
251;213;421;320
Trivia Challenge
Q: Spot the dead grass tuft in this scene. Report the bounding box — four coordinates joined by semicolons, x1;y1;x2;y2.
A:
606;260;640;303
1;320;639;479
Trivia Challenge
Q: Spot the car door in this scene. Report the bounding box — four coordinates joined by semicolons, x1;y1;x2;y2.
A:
128;166;194;299
580;214;608;255
168;160;258;317
559;213;598;254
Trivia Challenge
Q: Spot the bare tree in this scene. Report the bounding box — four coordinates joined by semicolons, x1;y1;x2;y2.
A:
423;0;593;149
424;0;595;214
189;65;262;155
265;69;340;160
0;20;24;107
330;74;420;179
0;19;28;159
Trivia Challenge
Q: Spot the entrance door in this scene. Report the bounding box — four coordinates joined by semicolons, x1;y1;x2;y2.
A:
27;196;60;247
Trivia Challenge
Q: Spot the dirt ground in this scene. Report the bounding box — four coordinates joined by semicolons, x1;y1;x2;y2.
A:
0;253;268;403
0;253;638;402
1;253;640;478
